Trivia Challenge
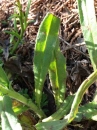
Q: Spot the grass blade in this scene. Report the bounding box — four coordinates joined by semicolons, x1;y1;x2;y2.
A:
5;30;21;39
24;0;32;29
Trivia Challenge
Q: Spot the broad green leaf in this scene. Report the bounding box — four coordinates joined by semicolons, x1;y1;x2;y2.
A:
35;119;69;130
1;96;22;130
0;84;46;118
33;13;60;108
0;66;9;88
91;114;97;121
77;0;97;71
49;39;66;109
1;111;13;130
74;102;97;122
36;100;97;130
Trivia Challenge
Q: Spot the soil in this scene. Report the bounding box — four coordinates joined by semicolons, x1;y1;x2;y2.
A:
0;0;97;130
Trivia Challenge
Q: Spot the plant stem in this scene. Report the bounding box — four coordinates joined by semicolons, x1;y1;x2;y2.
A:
0;85;46;118
67;69;97;123
17;0;24;37
10;39;20;55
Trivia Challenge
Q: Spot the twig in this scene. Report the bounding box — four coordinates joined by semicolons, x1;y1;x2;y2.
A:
59;36;89;58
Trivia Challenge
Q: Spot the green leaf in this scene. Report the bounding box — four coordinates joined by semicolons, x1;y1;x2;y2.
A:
25;0;31;19
37;96;97;130
74;102;97;122
0;84;46;118
35;119;69;130
42;95;74;122
33;13;60;108
12;101;29;115
24;0;31;29
13;15;18;33
8;13;20;20
1;96;22;130
77;0;97;71
0;66;9;88
5;30;21;39
49;39;66;108
67;69;97;123
0;96;3;113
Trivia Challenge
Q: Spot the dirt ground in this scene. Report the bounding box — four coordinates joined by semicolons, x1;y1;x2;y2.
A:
0;0;97;130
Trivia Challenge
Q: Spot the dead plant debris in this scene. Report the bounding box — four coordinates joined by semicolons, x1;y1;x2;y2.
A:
0;0;97;130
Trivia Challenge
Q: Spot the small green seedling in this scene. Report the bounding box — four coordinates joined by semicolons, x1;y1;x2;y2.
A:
5;0;32;55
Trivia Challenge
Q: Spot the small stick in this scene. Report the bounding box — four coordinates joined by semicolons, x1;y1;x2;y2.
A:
59;36;88;58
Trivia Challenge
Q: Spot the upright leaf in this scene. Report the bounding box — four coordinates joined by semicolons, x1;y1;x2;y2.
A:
33;13;60;108
24;0;32;29
49;39;67;109
77;0;97;71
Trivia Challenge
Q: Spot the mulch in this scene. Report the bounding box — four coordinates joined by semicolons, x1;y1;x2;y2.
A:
0;0;97;130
